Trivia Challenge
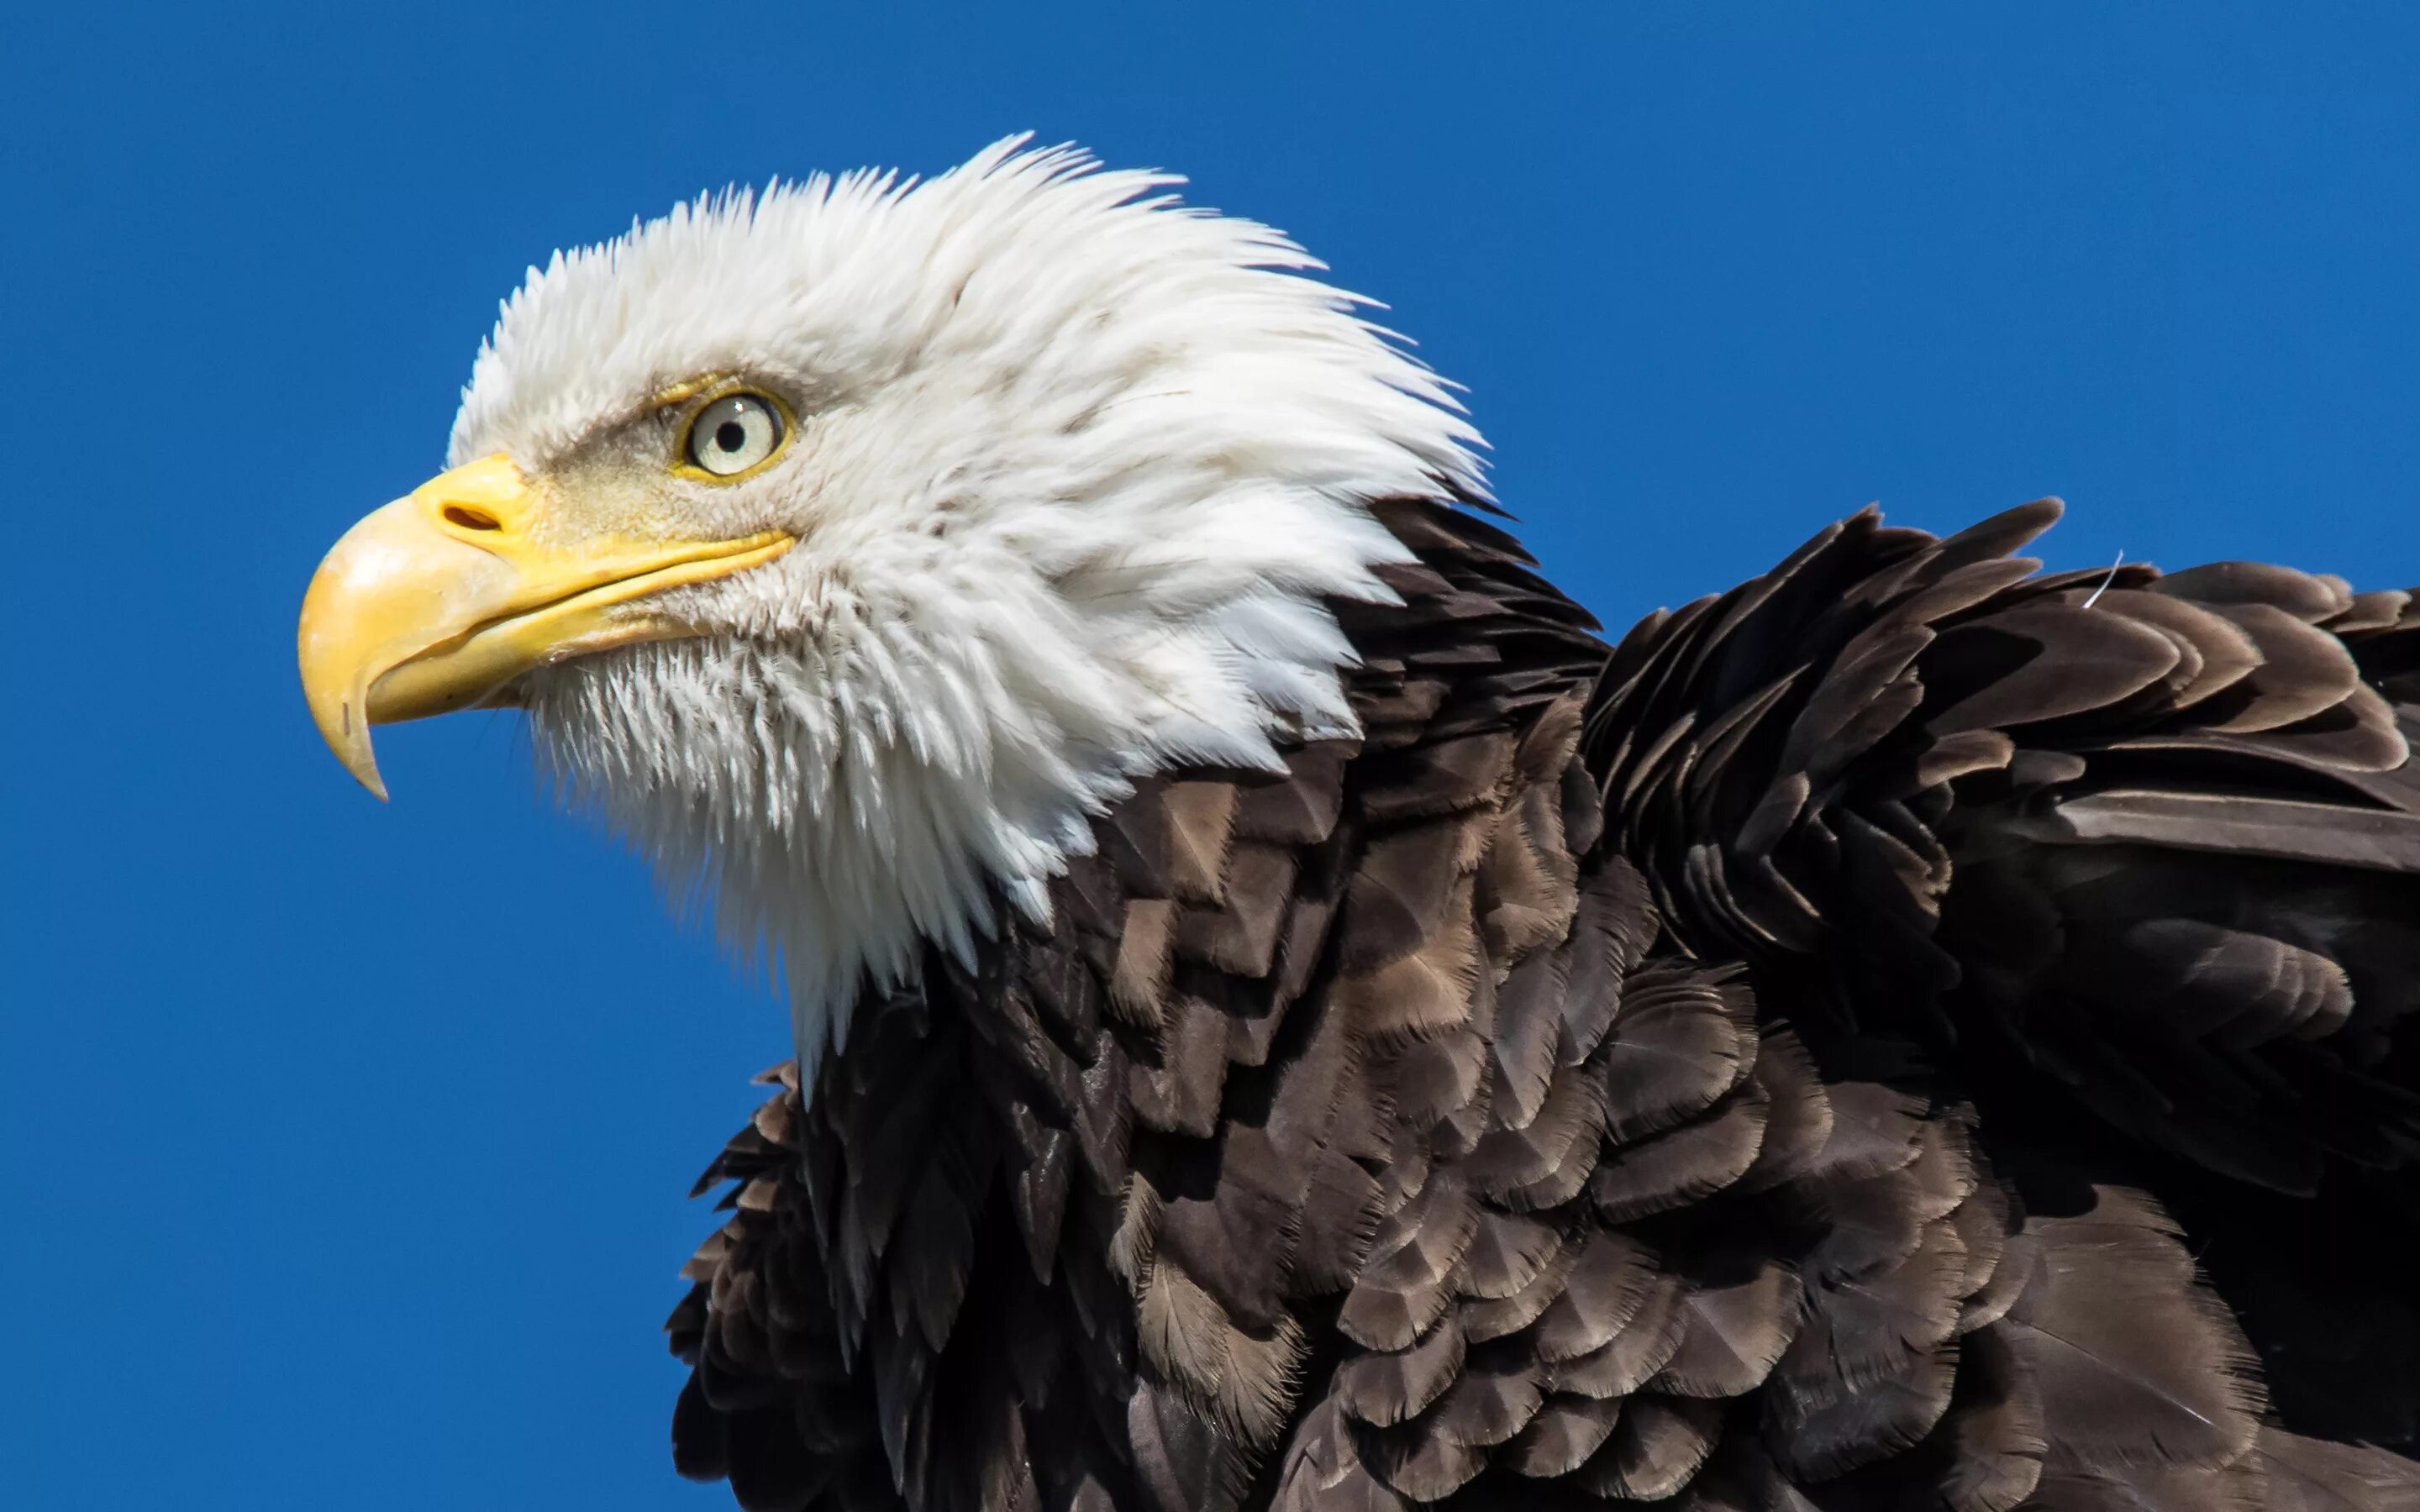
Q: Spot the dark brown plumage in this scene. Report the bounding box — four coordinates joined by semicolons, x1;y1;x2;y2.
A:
667;496;2420;1511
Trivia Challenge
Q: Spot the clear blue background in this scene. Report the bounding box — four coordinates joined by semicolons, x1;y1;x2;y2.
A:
6;4;2419;1507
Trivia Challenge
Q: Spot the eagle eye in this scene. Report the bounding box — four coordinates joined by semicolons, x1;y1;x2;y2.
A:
680;392;787;480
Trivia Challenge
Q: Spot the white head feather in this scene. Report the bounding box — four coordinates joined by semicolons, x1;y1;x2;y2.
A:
446;137;1485;1070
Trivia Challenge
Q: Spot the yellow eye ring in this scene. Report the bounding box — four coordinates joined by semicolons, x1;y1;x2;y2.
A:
671;388;796;483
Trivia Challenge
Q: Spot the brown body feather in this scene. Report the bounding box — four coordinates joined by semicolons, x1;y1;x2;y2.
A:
668;498;2420;1510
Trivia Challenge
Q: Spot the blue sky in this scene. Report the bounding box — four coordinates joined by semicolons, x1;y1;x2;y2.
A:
5;4;2419;1507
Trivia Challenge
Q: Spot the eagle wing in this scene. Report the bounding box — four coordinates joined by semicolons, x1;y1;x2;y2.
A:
671;500;2420;1511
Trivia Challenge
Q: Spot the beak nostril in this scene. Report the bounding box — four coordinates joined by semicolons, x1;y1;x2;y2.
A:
443;504;502;532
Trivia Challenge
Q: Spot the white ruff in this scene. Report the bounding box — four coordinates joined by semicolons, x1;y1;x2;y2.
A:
447;139;1485;1073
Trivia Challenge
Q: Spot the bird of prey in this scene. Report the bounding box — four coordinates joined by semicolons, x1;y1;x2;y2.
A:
297;139;2420;1510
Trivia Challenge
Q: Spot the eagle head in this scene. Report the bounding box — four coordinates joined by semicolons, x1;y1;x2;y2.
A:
297;139;1481;1061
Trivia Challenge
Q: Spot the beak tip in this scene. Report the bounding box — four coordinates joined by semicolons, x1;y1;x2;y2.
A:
297;680;392;803
339;736;392;803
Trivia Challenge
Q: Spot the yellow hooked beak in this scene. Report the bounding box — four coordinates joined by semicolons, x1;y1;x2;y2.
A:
297;453;792;799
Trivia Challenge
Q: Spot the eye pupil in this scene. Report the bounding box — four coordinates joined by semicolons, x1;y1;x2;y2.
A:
715;421;746;453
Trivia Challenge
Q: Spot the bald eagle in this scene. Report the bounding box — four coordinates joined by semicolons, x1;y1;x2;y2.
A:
298;140;2420;1511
